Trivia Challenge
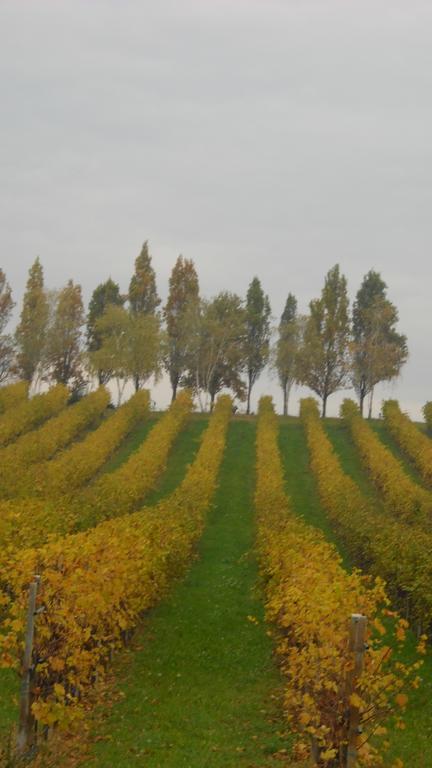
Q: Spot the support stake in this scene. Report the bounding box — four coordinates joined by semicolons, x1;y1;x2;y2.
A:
346;614;367;768
16;576;40;755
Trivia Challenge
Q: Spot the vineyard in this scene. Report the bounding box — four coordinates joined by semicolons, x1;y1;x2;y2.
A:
0;385;432;767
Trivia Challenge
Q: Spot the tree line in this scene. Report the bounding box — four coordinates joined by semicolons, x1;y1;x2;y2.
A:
0;247;407;416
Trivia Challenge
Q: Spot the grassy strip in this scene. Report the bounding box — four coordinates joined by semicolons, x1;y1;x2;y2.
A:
97;414;160;475
86;420;291;768
278;418;351;566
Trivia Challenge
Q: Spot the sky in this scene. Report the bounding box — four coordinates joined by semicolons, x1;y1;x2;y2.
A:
1;1;431;416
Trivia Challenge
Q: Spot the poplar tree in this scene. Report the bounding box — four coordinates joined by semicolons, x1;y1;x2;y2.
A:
352;270;408;417
46;280;85;390
297;264;350;417
87;278;124;385
0;268;15;382
244;277;271;414
15;257;49;383
164;256;200;401
275;293;301;416
128;241;161;316
128;241;161;390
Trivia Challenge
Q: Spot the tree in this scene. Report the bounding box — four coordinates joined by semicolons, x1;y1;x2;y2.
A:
189;292;247;411
164;256;200;401
45;280;85;390
88;305;129;405
274;293;302;416
0;269;15;383
15;257;49;383
126;312;162;393
87;278;124;385
128;241;161;316
352;270;408;417
89;305;161;404
297;264;350;417
128;241;161;390
244;277;271;414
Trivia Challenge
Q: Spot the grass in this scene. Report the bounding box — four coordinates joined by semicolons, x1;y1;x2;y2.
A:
85;420;293;768
97;413;160;475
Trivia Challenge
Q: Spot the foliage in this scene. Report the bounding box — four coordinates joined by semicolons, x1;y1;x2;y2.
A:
0;391;191;552
128;241;161;316
0;270;15;384
0;385;68;448
0;383;29;415
352;272;407;417
86;278;124;385
301;396;432;625
244;277;271;414
45;280;85;390
0;388;110;499
256;396;420;766
341;399;432;530
188;292;247;410
164;256;200;400
423;402;432;434
297;265;350;417
29;389;150;499
15;258;49;383
382;400;432;484
76;390;193;528
0;396;231;728
89;305;162;402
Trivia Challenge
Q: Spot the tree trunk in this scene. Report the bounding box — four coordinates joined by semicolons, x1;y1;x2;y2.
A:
368;386;374;419
210;391;215;412
134;374;140;392
283;386;288;417
247;375;252;415
359;391;365;417
171;378;178;402
322;393;328;418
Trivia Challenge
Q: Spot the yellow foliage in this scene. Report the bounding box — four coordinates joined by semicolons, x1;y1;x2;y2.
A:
0;387;110;499
301;396;432;627
0;381;29;414
75;390;193;529
341;398;432;531
0;385;68;447
256;396;419;765
383;399;432;485
30;389;150;498
0;391;192;552
0;395;232;727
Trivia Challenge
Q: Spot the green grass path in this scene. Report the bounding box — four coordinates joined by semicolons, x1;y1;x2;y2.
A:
86;420;291;768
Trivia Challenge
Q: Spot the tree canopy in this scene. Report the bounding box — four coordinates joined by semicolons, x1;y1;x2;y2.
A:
297;265;350;417
15;257;49;383
244;277;271;414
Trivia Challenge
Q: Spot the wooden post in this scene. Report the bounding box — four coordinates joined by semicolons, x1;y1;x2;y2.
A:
16;576;40;755
346;614;367;768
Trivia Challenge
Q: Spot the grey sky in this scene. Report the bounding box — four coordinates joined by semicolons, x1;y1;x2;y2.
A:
1;1;431;415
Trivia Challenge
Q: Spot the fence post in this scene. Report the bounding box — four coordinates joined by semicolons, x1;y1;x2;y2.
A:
346;614;367;768
16;575;41;755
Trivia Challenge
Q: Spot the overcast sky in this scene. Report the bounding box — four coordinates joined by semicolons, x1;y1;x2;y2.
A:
1;1;430;416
